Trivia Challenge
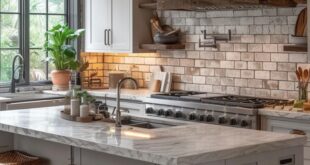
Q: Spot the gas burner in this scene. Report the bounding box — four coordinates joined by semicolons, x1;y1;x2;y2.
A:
201;95;288;108
151;91;206;100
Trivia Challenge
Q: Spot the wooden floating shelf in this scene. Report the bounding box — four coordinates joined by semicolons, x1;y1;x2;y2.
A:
140;44;185;50
283;45;307;52
139;2;157;9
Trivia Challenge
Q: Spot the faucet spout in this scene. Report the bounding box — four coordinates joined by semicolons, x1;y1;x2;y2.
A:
115;77;138;127
10;54;24;93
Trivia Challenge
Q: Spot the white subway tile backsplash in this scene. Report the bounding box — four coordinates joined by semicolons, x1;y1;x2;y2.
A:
226;52;241;61
255;71;270;79
220;61;235;69
263;62;277;71
234;44;248;52
241;70;254;79
289;53;308;63
248;44;263;52
255;35;271;43
255;53;271;62
95;7;307;100
247;9;263;16
270;71;288;81
262;44;278;52
262;8;277;16
271;53;289;62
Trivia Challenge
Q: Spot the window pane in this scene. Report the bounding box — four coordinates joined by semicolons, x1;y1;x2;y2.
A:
30;0;46;13
48;55;55;80
0;14;19;48
30;49;47;81
48;15;65;29
48;0;65;14
0;50;18;83
30;15;46;48
0;0;19;12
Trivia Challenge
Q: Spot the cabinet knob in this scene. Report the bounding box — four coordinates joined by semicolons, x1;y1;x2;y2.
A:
290;129;306;135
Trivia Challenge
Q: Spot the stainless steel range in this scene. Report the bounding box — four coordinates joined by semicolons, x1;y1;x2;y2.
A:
143;91;288;130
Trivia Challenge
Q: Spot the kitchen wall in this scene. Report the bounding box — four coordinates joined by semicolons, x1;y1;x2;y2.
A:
82;6;309;99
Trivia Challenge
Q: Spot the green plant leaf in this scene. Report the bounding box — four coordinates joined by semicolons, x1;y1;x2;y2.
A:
44;24;84;70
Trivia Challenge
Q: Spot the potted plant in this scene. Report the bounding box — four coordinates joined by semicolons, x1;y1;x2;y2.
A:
44;24;85;90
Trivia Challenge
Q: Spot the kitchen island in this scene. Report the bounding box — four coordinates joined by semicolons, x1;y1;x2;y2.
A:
0;106;306;165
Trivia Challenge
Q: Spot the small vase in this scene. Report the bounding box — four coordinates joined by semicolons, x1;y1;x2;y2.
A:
298;82;308;101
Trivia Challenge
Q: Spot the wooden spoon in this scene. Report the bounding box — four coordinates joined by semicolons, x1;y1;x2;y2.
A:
296;70;301;82
304;69;309;87
298;67;303;77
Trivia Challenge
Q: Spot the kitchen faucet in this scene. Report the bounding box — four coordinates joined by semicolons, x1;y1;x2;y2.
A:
10;54;24;93
114;77;138;127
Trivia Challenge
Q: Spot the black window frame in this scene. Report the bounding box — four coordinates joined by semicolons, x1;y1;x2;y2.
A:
0;0;70;87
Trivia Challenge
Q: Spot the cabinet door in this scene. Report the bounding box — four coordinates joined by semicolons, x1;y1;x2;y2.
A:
110;0;132;52
85;0;111;52
262;117;310;164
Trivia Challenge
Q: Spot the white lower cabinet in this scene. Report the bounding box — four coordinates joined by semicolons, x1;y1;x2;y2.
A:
0;132;13;153
14;135;71;164
74;148;155;165
261;116;310;165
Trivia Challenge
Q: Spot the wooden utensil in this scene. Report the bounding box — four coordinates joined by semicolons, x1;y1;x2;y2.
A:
150;80;161;92
296;70;301;81
304;69;309;85
298;67;304;83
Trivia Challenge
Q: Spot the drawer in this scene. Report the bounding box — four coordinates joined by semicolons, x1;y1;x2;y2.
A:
304;159;310;165
264;118;310;141
304;147;310;159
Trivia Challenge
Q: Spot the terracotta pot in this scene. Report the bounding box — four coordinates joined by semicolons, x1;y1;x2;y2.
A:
51;70;71;90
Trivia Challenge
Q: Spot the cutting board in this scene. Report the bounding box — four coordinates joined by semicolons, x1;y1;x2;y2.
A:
152;72;172;93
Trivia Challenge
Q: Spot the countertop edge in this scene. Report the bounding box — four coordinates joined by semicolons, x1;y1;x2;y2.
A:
176;136;306;165
0;122;177;165
258;108;310;121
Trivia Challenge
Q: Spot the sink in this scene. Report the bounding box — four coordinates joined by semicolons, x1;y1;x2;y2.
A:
121;117;181;129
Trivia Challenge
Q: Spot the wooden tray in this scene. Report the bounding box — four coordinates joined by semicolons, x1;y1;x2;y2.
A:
60;111;94;123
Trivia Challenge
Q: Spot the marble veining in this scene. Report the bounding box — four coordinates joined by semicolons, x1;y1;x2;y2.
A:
0;107;306;165
259;108;310;120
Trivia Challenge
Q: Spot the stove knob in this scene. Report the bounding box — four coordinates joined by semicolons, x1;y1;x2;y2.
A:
241;120;249;127
164;109;173;117
189;113;197;121
205;115;215;122
157;109;165;116
218;116;227;124
199;115;206;122
230;118;238;125
175;111;183;118
146;107;155;114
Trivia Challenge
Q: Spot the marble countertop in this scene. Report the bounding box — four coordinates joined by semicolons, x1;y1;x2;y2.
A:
44;88;151;101
259;108;310;120
0;107;306;165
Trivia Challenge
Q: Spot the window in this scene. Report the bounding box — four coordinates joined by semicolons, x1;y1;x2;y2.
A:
0;0;68;85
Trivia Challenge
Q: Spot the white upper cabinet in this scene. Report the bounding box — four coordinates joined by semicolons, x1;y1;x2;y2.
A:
85;0;153;53
85;0;111;52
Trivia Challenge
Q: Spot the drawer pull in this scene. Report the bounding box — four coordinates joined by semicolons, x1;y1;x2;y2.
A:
290;129;306;135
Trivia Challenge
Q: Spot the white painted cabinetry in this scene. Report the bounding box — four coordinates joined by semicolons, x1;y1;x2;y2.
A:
85;0;153;53
85;0;111;52
261;116;310;164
